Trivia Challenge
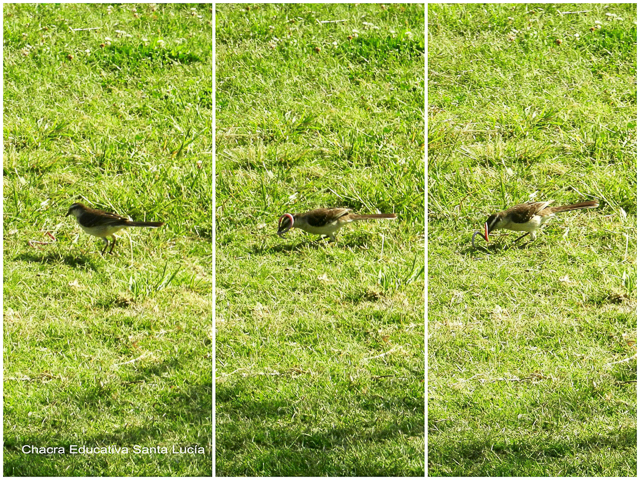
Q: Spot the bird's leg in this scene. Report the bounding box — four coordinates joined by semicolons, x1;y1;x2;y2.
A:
513;232;531;244
109;236;117;254
101;238;109;255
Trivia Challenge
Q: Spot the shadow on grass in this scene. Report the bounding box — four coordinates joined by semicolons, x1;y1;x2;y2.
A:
428;427;636;476
216;381;424;476
3;355;213;476
462;237;540;257
14;251;100;269
253;235;377;255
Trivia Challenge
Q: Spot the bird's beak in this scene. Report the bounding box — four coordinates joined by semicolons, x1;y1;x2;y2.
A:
484;223;489;242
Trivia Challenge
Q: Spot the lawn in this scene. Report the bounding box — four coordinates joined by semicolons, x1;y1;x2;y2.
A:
215;3;425;476
3;3;212;476
428;3;636;476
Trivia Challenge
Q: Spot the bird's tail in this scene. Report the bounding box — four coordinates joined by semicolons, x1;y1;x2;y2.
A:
550;201;599;213
125;221;164;228
350;214;397;221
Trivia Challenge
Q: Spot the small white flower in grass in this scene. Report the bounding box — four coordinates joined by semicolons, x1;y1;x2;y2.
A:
595;20;601;24
574;33;580;38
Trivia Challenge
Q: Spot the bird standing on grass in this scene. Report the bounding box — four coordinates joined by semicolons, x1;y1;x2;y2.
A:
66;202;164;255
483;199;599;243
277;207;397;242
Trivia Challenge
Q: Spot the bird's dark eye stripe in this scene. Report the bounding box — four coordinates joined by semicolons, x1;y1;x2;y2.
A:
278;214;293;229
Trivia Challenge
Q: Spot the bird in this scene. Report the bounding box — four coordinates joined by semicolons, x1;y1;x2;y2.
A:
66;202;164;255
483;199;599;243
277;208;397;242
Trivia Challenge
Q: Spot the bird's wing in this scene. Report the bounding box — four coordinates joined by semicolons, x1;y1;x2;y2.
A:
508;201;554;223
306;208;351;227
82;210;129;227
527;201;554;216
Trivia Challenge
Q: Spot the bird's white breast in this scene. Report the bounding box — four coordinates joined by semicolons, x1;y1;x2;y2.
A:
79;224;127;238
504;214;550;232
299;222;341;235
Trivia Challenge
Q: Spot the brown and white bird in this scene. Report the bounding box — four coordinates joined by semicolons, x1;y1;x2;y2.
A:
66;202;164;255
483;200;599;243
277;208;396;242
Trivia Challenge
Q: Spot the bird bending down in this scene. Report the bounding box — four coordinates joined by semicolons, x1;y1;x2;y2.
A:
277;208;397;242
483;200;598;243
66;202;164;255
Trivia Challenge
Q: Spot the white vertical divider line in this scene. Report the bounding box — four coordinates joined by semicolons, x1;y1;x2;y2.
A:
211;2;216;474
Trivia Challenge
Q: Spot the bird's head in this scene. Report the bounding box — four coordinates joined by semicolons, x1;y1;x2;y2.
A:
277;213;294;237
484;213;501;241
66;203;86;218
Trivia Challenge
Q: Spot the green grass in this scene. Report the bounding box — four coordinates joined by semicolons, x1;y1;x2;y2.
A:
216;3;424;476
428;3;636;476
3;4;212;476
